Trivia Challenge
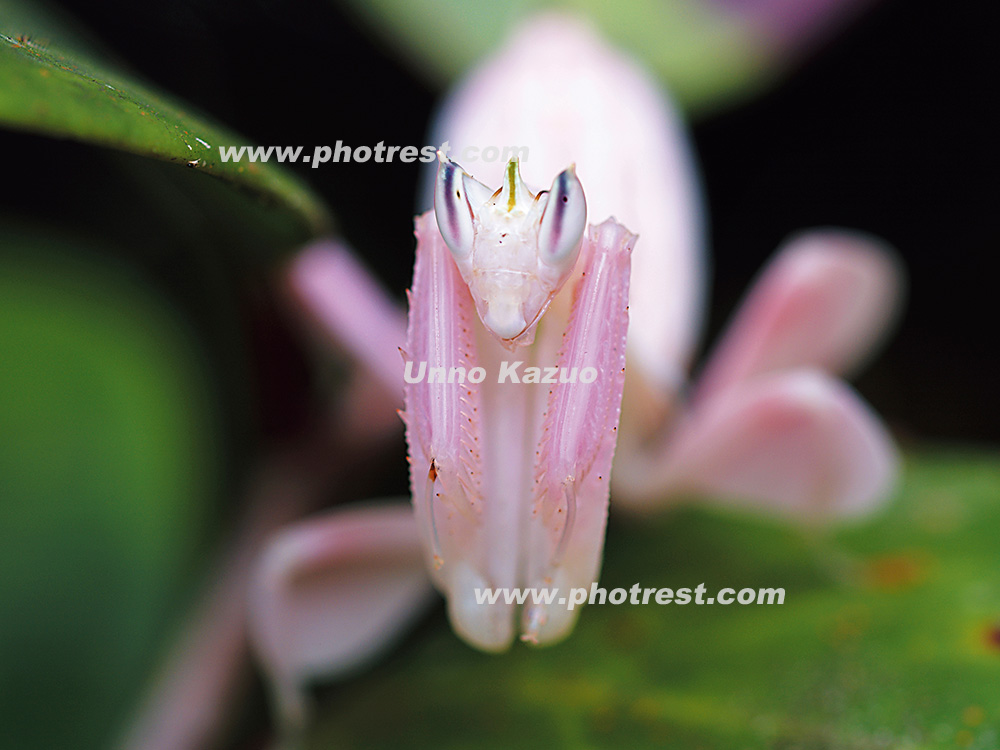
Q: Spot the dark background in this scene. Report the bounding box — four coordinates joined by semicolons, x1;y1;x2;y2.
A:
7;0;997;445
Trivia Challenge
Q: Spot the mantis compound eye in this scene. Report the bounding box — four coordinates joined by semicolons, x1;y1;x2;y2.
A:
537;165;587;273
433;152;492;262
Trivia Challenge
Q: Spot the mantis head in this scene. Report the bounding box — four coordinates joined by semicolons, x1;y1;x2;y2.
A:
434;153;587;347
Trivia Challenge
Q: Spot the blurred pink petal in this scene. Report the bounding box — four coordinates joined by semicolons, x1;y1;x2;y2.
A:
616;369;897;518
425;12;704;396
248;504;434;727
711;0;881;56
694;230;903;404
285;239;407;398
119;536;252;750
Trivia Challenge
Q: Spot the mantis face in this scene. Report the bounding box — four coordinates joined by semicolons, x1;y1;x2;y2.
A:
434;154;587;346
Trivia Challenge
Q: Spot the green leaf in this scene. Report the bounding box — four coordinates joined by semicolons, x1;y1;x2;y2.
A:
0;0;330;244
0;226;220;750
307;451;1000;748
335;0;777;114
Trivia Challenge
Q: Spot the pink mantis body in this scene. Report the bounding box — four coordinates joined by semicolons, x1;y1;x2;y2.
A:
403;180;633;648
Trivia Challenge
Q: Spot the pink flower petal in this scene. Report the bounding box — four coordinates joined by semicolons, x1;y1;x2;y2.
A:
285;239;407;399
424;12;705;395
694;230;903;404
615;369;898;518
248;503;433;727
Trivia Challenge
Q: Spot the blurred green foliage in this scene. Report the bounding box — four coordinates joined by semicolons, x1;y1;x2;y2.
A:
307;451;1000;749
0;0;330;244
335;0;775;114
0;228;218;749
0;2;332;747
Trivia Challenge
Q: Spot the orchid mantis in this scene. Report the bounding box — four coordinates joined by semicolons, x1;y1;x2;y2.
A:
404;154;633;648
